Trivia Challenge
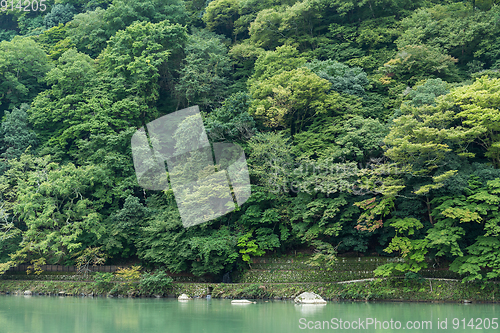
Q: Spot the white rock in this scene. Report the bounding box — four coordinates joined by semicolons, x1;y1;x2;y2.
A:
294;292;327;304
23;290;32;295
231;299;256;304
178;293;192;300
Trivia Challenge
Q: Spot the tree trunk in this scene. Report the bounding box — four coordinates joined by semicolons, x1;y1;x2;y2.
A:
426;196;434;225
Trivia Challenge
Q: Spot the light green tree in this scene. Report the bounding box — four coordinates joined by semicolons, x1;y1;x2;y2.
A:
249;67;343;135
0;37;52;114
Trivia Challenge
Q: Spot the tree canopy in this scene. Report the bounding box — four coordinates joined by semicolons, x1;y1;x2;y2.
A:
1;0;500;282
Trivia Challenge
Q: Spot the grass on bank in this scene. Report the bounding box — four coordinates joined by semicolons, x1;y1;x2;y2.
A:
1;278;499;302
0;255;495;301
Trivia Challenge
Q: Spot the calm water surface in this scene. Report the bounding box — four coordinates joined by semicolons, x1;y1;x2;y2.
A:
0;295;498;333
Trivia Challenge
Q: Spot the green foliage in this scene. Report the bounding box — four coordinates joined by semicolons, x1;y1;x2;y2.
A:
383;101;459;192
228;41;263;87
381;44;459;85
99;20;187;106
176;28;231;110
448;76;500;167
29;48;102;148
0;104;37;173
374;217;428;277
247;132;293;193
319;17;399;71
237;230;265;263
67;0;188;58
0;153;107;266
32;24;75;60
292;115;387;161
471;69;500;80
140;269;173;295
431;177;500;281
248;0;330;51
204;92;256;143
396;3;500;66
249;67;338;134
104;195;151;258
203;0;240;40
404;78;450;107
74;247;106;276
0;0;499;287
137;199;239;277
305;59;370;96
354;196;395;232
305;240;338;270
66;8;108;58
0;36;52;114
44;4;76;28
26;258;46;275
17;15;45;36
115;265;141;280
240;283;268;298
249;45;307;83
93;272;114;291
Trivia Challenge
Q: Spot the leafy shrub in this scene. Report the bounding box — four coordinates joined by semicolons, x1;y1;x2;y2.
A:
140;269;173;295
405;271;424;283
241;283;268;298
114;265;141;291
93;272;114;292
115;265;141;281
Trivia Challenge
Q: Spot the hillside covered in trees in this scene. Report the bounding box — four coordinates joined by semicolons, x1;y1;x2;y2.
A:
1;0;500;282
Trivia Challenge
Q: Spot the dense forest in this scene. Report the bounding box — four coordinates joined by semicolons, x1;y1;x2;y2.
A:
1;0;500;282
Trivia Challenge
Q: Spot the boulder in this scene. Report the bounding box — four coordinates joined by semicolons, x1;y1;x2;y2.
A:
178;293;192;300
24;290;32;296
294;292;327;304
231;299;256;304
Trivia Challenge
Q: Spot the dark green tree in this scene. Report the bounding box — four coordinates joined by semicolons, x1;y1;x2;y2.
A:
176;29;232;110
44;4;76;28
0;104;37;173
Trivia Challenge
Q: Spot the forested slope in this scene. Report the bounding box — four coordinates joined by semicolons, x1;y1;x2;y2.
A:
1;0;500;283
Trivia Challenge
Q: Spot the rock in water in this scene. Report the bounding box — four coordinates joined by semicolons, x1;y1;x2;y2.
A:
24;290;32;296
178;293;192;300
294;292;327;304
231;300;256;304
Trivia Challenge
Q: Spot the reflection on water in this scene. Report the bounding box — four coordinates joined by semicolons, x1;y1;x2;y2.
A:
0;295;498;333
294;303;327;315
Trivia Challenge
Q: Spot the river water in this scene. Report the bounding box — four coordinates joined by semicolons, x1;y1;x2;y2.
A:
0;295;498;332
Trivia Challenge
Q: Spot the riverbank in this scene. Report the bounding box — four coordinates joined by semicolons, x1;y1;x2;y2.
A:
0;278;499;303
1;255;497;302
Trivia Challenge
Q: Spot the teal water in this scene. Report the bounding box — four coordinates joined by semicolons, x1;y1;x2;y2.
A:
0;295;498;333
